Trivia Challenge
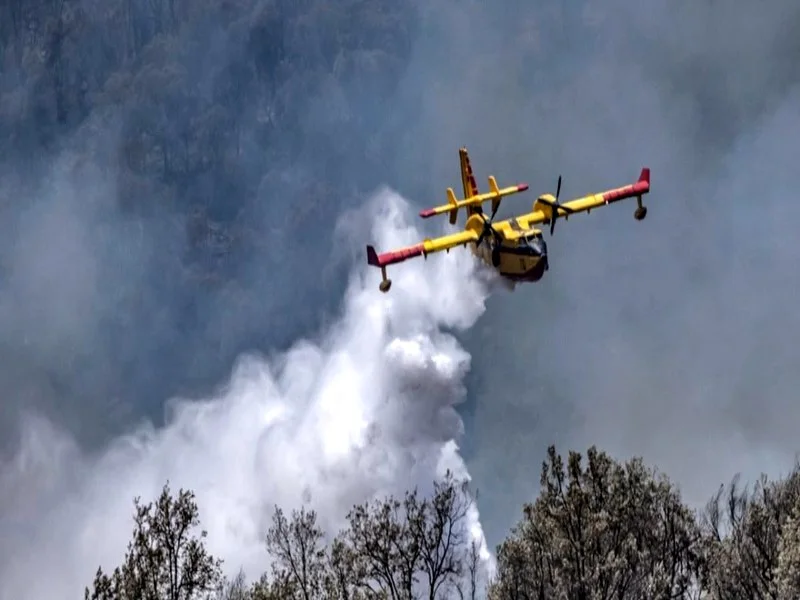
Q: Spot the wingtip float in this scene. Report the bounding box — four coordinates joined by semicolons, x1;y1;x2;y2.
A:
367;146;651;293
366;242;427;293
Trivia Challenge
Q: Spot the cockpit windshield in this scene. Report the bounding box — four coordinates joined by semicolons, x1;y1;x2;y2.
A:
520;233;547;256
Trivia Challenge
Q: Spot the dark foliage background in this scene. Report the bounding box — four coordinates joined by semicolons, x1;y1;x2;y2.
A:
2;0;800;554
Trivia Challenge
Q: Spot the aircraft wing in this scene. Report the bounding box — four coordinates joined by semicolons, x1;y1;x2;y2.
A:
518;168;651;227
366;229;479;268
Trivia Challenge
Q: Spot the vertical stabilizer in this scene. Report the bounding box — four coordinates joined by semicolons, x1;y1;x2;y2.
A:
459;147;482;216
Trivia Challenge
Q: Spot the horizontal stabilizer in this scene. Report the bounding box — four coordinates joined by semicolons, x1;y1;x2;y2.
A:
419;182;529;220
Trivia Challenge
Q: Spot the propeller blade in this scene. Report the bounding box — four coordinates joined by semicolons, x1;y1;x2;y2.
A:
475;214;491;247
556;175;561;200
475;204;502;248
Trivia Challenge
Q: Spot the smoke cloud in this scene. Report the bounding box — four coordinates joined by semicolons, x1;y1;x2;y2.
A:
0;188;493;599
3;0;800;588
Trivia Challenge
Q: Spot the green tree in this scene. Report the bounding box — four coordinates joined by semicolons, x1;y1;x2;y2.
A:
489;445;702;600
84;482;223;600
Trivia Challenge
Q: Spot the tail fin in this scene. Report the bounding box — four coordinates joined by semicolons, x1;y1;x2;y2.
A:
366;245;380;267
459;147;481;216
638;168;650;185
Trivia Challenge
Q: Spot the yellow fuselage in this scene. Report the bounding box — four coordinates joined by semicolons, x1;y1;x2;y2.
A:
470;232;549;282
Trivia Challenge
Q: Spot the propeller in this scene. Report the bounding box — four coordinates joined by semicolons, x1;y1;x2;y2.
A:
542;174;575;235
475;200;502;248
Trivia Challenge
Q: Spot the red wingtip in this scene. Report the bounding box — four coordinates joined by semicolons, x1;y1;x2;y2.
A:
516;183;529;192
638;168;650;184
419;208;436;218
366;243;425;267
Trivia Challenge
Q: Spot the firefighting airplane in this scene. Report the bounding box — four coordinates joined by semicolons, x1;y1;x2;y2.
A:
365;147;650;292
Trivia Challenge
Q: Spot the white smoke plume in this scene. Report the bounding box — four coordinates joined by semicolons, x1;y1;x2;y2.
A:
0;187;495;600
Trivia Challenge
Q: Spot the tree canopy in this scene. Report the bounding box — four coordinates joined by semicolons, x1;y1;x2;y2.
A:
85;445;800;600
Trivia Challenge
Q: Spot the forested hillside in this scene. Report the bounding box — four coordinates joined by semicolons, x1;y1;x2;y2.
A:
0;0;422;443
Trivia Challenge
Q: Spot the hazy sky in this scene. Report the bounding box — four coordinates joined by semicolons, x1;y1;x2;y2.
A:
1;0;800;587
394;0;800;545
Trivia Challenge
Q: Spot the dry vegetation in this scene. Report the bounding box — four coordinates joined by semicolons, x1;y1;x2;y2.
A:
85;446;800;600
